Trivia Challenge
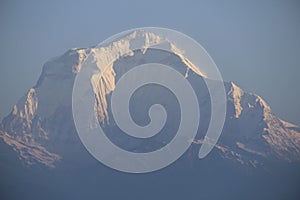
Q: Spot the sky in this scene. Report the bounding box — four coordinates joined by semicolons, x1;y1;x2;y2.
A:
0;0;299;125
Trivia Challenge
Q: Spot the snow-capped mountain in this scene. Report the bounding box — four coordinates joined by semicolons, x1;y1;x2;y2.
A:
1;30;300;200
0;31;299;171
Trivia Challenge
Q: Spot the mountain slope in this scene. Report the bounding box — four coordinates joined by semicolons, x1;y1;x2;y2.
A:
0;31;299;170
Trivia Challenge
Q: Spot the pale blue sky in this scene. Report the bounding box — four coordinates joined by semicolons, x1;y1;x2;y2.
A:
0;0;300;125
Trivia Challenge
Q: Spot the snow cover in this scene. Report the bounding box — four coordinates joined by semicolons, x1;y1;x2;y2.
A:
227;82;244;118
0;30;300;168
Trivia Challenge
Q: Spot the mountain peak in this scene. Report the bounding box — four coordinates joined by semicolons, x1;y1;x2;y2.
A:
1;35;300;168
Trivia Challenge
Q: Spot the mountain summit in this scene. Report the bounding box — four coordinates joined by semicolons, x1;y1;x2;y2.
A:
1;31;300;200
1;31;300;169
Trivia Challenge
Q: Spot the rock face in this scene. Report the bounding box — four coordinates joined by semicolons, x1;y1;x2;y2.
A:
1;31;300;200
0;31;300;171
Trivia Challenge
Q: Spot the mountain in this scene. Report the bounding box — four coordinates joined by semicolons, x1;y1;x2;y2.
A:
0;31;300;200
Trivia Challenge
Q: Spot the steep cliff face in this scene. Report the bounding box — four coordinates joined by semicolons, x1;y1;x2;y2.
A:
0;31;299;169
0;48;88;167
223;82;300;163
